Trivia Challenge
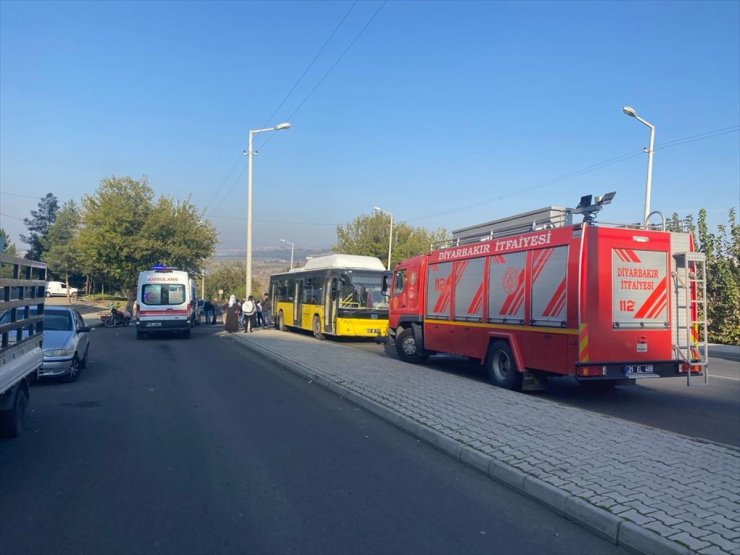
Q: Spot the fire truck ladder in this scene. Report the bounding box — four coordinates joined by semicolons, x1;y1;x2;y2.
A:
672;252;709;386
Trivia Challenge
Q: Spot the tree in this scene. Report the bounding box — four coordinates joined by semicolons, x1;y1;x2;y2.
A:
201;260;261;301
695;208;740;344
334;212;448;269
21;193;59;260
0;227;18;256
77;176;218;297
42;201;82;300
667;208;739;344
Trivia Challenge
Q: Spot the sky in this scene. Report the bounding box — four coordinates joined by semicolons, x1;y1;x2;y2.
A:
1;0;738;255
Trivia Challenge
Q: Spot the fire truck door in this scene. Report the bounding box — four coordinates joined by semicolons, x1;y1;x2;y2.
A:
424;261;453;353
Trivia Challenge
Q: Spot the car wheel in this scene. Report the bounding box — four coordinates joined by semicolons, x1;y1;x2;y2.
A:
61;355;81;383
486;341;522;391
395;327;428;363
79;346;89;369
0;384;29;438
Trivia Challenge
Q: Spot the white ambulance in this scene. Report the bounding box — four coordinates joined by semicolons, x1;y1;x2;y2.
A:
134;267;198;339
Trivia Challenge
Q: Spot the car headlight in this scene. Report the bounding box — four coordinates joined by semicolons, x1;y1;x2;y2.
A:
46;347;75;357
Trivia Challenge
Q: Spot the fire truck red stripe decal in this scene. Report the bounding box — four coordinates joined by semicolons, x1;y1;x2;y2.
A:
499;270;525;316
543;278;567;317
492;255;505;264
615;249;627;262
634;279;667;319
468;282;484;314
645;296;667;319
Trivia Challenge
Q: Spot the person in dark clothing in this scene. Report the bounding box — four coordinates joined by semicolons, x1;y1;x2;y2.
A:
224;295;240;332
203;300;214;325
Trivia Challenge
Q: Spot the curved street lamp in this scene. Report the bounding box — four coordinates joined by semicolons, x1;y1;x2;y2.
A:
623;106;655;227
246;123;291;296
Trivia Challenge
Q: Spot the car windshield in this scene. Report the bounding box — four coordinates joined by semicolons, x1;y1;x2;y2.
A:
44;310;73;331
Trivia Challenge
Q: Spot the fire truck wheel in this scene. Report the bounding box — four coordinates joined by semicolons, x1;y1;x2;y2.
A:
312;315;325;340
396;328;428;363
487;341;522;391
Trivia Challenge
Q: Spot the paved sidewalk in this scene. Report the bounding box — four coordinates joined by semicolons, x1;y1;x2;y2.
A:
225;328;740;555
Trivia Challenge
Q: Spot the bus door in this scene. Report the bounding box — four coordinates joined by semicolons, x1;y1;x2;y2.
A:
293;280;303;327
325;277;338;334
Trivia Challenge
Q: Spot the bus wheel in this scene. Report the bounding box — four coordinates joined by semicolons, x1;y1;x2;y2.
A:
277;311;287;331
486;341;522;391
396;328;427;363
312;315;325;340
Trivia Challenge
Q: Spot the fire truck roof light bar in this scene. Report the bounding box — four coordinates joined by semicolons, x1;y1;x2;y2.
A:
572;191;617;224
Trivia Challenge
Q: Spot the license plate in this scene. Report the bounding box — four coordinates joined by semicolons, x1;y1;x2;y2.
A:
367;329;380;334
146;322;162;327
624;364;653;374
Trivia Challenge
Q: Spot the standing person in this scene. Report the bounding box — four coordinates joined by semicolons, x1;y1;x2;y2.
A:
255;298;264;327
261;293;272;327
212;297;222;324
224;294;239;333
242;295;257;333
203;299;214;325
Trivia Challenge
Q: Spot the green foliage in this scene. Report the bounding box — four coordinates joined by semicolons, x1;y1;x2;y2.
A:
695;208;740;345
21;193;58;260
334;212;447;269
77;176;218;295
42;201;82;286
201;260;261;301
0;228;17;256
670;208;739;344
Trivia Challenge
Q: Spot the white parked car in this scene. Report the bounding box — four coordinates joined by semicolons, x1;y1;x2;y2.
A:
46;281;78;298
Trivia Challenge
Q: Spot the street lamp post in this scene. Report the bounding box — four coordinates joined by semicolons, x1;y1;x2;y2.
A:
623;106;655;227
280;238;295;270
246;122;291;297
373;206;393;270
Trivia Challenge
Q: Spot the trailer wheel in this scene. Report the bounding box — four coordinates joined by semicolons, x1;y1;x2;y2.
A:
396;327;428;363
486;341;522;391
0;384;29;438
312;315;325;340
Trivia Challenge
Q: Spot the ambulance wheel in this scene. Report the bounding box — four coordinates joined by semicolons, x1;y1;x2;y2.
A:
486;341;522;391
312;315;325;340
396;328;427;363
277;311;287;331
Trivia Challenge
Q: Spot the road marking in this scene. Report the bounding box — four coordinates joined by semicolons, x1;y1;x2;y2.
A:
710;374;740;382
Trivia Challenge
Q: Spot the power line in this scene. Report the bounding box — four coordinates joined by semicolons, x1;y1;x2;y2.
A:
206;2;367;213
201;152;247;215
258;0;388;152
0;192;43;199
0;212;25;221
409;125;740;223
259;1;358;130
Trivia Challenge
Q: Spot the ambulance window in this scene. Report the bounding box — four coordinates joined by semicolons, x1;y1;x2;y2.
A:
393;270;405;294
142;284;186;305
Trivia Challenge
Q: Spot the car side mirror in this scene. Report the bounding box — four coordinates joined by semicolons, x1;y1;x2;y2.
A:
78;326;91;333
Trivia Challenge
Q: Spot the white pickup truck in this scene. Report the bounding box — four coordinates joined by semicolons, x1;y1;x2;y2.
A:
0;254;46;438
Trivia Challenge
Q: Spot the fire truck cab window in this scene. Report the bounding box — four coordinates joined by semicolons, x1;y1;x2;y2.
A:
393;270;405;294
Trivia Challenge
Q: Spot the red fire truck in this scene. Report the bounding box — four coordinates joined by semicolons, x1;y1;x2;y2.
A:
386;193;708;391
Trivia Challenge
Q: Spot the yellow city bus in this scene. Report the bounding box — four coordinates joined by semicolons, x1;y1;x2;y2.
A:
269;254;390;340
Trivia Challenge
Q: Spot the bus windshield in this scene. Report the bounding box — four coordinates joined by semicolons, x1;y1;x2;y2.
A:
339;272;388;310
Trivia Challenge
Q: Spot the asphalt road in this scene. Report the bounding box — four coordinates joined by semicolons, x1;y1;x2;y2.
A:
0;323;624;555
345;337;740;448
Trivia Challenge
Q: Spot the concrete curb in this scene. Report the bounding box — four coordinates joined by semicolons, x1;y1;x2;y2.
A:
227;332;718;555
